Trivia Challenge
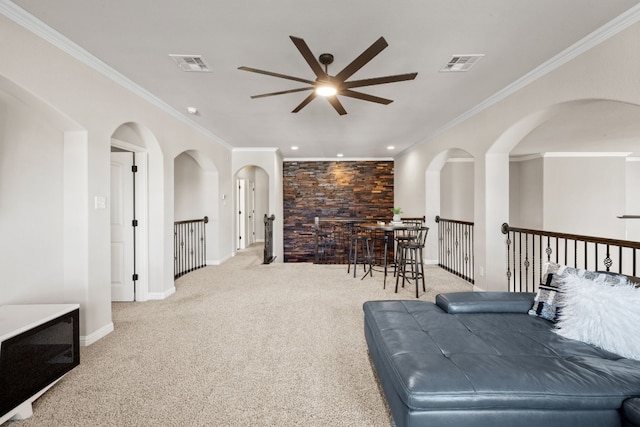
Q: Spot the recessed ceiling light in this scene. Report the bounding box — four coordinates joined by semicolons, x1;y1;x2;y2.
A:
387;146;395;150
291;146;299;150
337;153;344;158
187;107;198;115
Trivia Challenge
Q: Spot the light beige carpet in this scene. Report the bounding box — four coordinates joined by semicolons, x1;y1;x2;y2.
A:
7;245;472;426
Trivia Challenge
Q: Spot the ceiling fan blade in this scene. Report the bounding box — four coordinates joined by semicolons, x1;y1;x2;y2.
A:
238;66;315;85
334;37;388;82
326;96;347;115
289;36;328;80
339;89;393;105
342;72;418;89
250;87;314;99
292;92;317;113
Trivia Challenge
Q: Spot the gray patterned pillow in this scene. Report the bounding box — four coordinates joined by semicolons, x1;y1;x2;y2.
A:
531;262;629;322
545;262;629;288
528;280;561;322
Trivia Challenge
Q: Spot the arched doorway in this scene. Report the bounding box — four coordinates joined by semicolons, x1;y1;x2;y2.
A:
507;99;640;240
110;122;161;302
173;149;220;265
234;165;269;254
424;149;475;263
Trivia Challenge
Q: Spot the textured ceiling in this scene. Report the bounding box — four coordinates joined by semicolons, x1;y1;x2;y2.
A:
8;0;640;158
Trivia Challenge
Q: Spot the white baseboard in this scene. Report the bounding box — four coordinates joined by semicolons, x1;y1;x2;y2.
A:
147;286;176;300
207;254;233;266
424;259;439;265
81;321;114;346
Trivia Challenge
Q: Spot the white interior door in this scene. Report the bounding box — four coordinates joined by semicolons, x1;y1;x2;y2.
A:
237;179;246;250
110;152;135;301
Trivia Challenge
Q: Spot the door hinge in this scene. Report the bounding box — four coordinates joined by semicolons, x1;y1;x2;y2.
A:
132;219;138;227
132;165;138;173
132;273;139;281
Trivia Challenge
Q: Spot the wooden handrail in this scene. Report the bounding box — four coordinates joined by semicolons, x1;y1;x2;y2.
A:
502;223;640;249
435;215;474;226
175;216;208;225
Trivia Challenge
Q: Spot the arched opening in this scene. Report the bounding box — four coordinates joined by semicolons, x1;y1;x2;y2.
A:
110;122;162;302
478;99;640;290
424;148;475;282
234;165;269;258
509;99;640;240
174;149;220;270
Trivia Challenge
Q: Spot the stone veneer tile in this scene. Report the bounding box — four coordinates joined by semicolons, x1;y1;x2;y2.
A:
283;161;394;262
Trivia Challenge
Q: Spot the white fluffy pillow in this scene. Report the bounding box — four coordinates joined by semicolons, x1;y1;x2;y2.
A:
554;273;640;361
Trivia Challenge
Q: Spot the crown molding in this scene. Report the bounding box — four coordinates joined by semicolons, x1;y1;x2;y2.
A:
446;157;474;163
542;151;632;158
511;152;635;161
509;153;544;162
233;147;279;152
398;3;640;159
0;0;232;150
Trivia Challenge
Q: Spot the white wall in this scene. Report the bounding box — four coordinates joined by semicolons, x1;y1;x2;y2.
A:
543;156;626;239
509;156;543;229
440;160;474;222
0;86;66;304
174;152;206;220
626;157;640;242
0;14;233;343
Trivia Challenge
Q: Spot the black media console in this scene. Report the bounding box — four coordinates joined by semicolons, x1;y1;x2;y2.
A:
0;304;80;423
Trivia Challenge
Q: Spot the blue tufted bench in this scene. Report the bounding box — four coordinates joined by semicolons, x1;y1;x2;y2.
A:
363;292;640;427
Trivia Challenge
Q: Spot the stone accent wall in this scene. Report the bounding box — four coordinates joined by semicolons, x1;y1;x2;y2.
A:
283;161;394;262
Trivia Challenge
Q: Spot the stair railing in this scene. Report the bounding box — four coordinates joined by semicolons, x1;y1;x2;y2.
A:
174;216;208;279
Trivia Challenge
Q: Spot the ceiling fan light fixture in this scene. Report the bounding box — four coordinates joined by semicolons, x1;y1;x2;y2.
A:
316;85;337;97
239;36;417;114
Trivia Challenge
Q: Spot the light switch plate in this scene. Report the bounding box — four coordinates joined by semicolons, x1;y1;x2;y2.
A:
94;196;106;209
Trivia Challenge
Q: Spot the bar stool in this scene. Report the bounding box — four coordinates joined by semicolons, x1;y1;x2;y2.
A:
395;226;429;298
392;221;422;277
368;228;392;288
316;224;336;264
347;225;372;278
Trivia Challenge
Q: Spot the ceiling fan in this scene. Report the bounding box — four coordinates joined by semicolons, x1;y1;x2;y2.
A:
238;36;418;115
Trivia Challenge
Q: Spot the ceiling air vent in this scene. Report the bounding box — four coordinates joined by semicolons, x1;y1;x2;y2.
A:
169;54;212;72
440;54;484;72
